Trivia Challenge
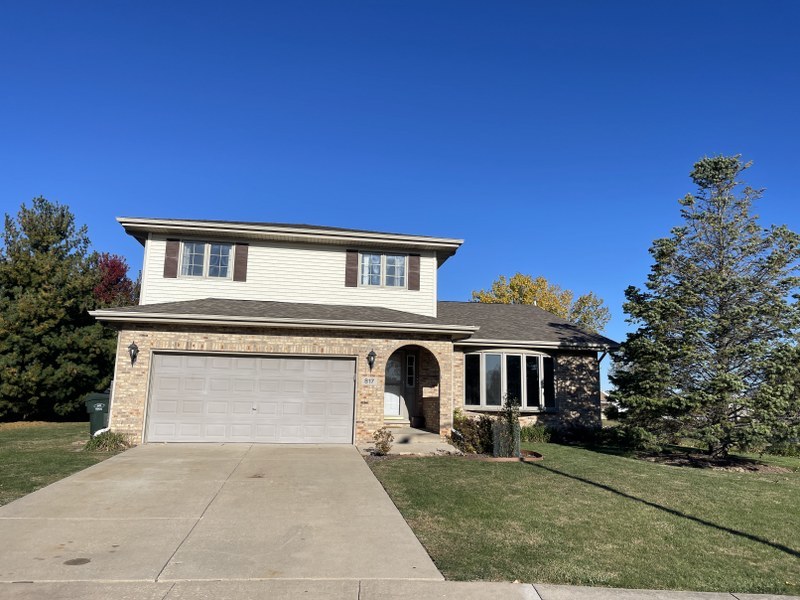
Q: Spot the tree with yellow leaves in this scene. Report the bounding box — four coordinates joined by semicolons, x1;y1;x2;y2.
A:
472;273;610;333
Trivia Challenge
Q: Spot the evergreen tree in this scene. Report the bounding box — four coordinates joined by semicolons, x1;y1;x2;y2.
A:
0;198;114;419
611;156;800;456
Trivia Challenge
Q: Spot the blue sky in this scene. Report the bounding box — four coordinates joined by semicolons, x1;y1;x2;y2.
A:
2;1;799;384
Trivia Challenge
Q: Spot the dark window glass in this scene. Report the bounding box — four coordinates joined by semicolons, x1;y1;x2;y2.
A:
485;354;502;406
465;355;481;405
526;356;540;408
543;356;556;409
506;355;521;406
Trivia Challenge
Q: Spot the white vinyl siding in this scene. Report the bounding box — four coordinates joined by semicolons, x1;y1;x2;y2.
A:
141;236;438;317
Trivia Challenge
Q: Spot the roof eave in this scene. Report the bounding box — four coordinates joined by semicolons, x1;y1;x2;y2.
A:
454;338;620;351
116;217;463;262
89;310;478;340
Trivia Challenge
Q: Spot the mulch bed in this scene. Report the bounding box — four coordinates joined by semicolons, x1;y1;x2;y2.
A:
641;451;793;473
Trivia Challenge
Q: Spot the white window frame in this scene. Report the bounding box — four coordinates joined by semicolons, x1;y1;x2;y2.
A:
358;252;407;288
463;350;555;412
179;241;233;280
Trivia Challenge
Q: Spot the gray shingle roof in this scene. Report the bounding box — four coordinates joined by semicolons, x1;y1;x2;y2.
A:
101;298;451;325
437;301;618;348
93;298;617;349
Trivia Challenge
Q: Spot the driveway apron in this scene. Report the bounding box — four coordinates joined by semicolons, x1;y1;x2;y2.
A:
0;444;442;582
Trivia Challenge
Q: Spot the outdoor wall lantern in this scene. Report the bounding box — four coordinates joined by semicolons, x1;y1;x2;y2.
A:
366;349;377;371
128;341;139;366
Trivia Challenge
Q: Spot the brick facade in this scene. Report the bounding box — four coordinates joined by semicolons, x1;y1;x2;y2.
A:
110;324;455;444
110;325;601;446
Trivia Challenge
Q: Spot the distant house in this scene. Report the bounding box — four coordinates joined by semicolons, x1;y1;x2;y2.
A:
91;218;617;445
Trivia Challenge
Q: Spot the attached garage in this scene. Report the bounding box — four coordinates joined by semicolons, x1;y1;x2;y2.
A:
145;353;356;443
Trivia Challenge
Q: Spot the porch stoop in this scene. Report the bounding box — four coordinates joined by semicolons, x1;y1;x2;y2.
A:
359;426;460;455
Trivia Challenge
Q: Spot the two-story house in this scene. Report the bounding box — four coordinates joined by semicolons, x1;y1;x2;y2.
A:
91;217;617;445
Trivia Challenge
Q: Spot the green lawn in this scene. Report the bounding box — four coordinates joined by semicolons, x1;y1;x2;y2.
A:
0;422;120;506
368;443;800;595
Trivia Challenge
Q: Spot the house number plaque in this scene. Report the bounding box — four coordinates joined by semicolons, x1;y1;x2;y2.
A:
361;376;377;386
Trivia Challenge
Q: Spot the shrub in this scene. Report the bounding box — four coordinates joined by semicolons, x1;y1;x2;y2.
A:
372;427;394;456
520;423;551;444
450;409;493;454
493;395;521;457
596;425;663;452
766;441;800;457
84;430;129;452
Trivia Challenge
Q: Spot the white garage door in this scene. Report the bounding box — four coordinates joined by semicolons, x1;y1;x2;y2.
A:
146;354;356;443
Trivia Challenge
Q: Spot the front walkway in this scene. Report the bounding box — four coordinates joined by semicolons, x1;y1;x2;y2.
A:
0;444;441;582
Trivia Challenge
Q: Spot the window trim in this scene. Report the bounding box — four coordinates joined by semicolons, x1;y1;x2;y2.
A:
358;251;408;289
463;350;556;412
178;240;234;280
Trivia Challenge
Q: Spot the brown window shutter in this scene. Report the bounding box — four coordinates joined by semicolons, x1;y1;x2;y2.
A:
163;239;180;278
408;254;420;290
345;249;358;287
233;243;249;282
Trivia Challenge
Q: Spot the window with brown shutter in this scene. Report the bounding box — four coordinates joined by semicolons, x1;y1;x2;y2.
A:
408;254;420;290
163;239;180;278
345;249;358;287
233;243;249;282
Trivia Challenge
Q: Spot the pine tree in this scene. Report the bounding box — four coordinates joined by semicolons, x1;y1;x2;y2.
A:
611;156;800;456
0;198;115;419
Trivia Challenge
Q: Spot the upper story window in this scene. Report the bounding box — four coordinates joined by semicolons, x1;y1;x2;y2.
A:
464;351;555;411
180;241;232;278
359;252;406;287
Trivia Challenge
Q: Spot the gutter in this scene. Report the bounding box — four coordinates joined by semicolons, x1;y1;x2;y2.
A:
117;217;463;255
90;310;479;339
454;338;619;352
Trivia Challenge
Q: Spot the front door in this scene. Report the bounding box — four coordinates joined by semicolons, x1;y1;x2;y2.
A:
384;350;416;420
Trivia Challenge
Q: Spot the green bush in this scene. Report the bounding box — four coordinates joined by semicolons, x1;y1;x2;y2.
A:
84;430;129;452
766;441;800;457
493;395;521;458
520;423;551;443
597;425;662;452
450;409;493;454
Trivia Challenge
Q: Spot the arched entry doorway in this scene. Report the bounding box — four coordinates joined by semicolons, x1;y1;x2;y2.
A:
384;345;441;431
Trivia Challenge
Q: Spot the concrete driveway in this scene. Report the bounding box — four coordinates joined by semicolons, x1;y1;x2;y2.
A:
0;444;442;583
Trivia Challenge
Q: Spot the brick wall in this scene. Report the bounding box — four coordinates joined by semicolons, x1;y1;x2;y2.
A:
110;325;454;444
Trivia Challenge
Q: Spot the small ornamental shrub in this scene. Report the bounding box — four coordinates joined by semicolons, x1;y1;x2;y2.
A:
84;430;129;452
520;423;552;444
493;395;521;457
450;409;493;454
373;427;394;456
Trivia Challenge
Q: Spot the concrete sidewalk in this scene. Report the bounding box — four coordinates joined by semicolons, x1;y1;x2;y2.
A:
0;580;796;599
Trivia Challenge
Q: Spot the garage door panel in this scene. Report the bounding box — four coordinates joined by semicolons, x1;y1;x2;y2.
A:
255;401;278;414
305;402;326;416
147;354;355;443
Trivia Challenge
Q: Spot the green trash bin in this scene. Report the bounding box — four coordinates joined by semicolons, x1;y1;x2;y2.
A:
84;392;110;436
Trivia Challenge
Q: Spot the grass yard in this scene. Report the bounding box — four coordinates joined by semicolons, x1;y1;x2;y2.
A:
0;422;120;506
368;443;800;595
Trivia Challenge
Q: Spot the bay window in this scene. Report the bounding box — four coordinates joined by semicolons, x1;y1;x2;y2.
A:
463;351;555;410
